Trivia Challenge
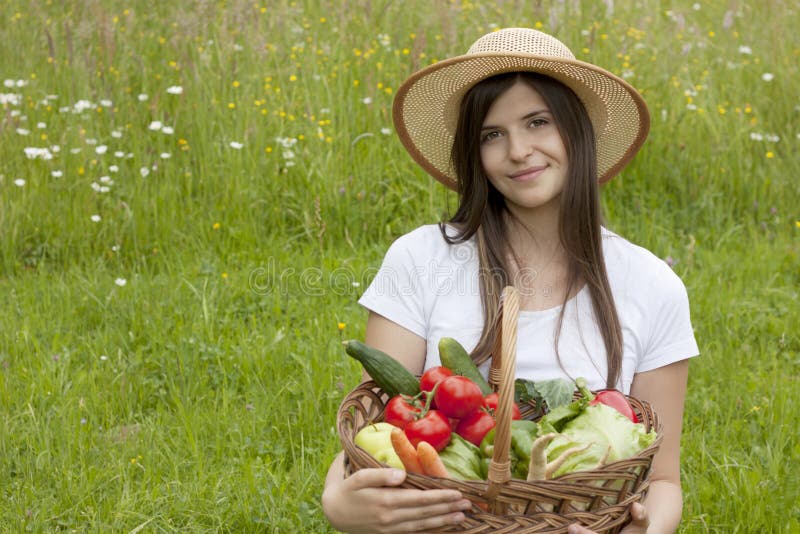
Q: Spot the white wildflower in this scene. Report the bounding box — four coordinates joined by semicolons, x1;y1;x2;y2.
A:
14;178;25;187
99;176;112;184
51;170;63;177
36;122;46;129
16;128;30;135
111;130;123;138
100;99;113;107
72;99;93;113
109;165;119;173
761;73;774;82
148;120;163;131
4;79;27;88
229;141;243;149
91;214;101;222
23;147;53;160
160;152;171;159
140;167;150;177
95;145;108;155
161;126;174;135
0;93;21;105
738;45;752;55
362;97;372;104
166;85;183;95
114;278;127;287
114;151;125;158
138;93;149;102
275;136;297;148
380;128;391;135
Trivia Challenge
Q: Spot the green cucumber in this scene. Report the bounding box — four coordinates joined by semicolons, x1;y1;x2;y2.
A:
438;337;492;395
344;340;420;397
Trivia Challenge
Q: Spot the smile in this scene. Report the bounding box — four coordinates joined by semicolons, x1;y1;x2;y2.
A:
508;165;547;182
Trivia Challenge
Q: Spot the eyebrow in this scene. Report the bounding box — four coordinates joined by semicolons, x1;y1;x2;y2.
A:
481;108;551;131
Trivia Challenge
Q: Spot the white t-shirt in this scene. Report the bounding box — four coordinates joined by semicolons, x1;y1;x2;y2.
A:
358;224;699;394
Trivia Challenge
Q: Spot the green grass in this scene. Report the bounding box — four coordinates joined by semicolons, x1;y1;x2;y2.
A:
1;0;798;532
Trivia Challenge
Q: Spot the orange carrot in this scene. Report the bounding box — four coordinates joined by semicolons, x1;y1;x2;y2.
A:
391;429;424;474
416;441;450;478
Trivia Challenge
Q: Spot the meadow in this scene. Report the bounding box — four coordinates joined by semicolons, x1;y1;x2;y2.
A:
0;0;798;531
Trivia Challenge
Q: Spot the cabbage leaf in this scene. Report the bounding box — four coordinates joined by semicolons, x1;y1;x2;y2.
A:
544;403;657;478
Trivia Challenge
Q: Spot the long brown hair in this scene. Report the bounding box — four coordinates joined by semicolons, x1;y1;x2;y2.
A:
440;72;623;388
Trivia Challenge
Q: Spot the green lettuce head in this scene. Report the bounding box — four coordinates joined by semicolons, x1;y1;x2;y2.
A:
544;403;657;478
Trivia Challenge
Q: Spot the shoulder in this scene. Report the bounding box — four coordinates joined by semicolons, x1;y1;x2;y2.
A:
385;223;472;261
601;228;686;293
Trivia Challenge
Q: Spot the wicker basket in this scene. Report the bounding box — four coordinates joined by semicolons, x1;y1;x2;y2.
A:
337;287;662;533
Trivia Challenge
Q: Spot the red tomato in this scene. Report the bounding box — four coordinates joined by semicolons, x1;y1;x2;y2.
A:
434;376;483;419
384;395;421;429
455;409;496;447
420;366;453;393
482;392;522;420
404;409;452;451
590;390;639;423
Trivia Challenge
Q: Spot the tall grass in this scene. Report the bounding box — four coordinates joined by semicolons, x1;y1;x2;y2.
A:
1;1;798;531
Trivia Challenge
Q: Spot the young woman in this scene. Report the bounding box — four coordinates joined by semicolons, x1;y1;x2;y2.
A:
323;28;699;534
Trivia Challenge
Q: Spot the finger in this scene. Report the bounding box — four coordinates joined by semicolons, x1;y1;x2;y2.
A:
398;508;468;534
389;496;472;524
630;502;650;526
567;525;596;534
346;468;407;490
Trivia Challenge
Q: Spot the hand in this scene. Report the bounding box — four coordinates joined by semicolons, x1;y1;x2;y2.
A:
567;502;650;534
321;467;472;533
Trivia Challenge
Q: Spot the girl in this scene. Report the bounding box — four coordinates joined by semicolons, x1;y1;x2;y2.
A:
323;28;698;534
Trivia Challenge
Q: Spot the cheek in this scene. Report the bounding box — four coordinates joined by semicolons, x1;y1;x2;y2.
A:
479;145;500;174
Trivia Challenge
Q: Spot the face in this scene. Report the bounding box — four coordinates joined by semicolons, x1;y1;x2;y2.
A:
479;80;568;215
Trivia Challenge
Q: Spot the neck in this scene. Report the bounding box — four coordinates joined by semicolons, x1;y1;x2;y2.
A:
504;197;563;258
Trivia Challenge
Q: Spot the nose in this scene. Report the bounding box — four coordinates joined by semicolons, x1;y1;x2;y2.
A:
507;131;533;162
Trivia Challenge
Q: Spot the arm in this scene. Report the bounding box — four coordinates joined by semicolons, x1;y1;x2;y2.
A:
322;312;471;533
627;359;690;534
568;359;690;534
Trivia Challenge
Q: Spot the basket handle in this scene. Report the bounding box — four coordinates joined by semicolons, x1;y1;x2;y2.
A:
485;286;519;514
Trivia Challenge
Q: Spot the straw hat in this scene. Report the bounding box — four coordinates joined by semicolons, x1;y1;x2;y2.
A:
392;28;650;189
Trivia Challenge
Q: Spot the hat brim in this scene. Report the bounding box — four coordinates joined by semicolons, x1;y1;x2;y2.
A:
393;52;650;190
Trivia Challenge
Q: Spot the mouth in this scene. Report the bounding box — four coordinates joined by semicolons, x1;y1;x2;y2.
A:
508;165;547;181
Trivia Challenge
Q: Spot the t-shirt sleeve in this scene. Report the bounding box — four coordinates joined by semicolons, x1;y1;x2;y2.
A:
358;233;428;338
637;264;700;372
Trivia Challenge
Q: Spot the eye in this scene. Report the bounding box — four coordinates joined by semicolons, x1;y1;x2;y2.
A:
480;130;502;143
528;117;549;128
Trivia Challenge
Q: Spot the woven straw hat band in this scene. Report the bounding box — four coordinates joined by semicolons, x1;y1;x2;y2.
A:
393;28;650;189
